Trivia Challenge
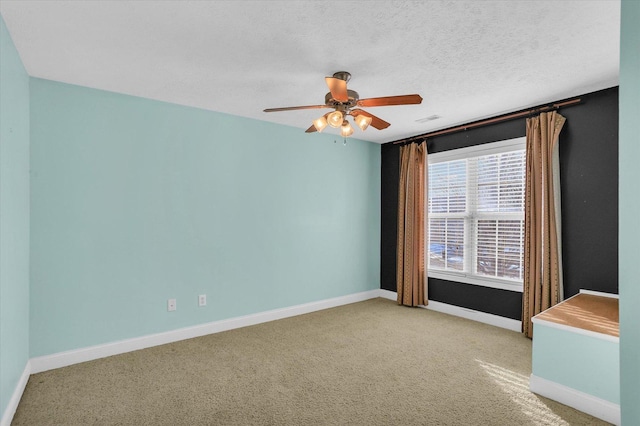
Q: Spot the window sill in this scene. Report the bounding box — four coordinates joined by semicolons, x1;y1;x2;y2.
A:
428;270;523;292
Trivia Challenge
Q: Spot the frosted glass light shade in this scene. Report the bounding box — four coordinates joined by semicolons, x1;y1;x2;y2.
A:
340;120;354;137
327;110;344;128
354;114;372;131
313;116;328;132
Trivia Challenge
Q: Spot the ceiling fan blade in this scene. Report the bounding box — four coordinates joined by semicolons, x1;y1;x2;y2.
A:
325;77;348;102
357;94;423;108
350;109;391;130
263;105;330;113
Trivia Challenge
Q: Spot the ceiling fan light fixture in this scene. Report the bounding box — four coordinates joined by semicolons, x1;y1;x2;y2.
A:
340;120;354;137
327;110;344;128
354;114;372;131
313;115;328;132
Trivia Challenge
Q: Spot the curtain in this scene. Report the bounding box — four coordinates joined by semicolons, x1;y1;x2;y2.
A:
522;111;566;338
397;141;427;306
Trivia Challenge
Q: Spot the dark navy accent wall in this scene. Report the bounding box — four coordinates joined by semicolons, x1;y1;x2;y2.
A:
380;87;619;319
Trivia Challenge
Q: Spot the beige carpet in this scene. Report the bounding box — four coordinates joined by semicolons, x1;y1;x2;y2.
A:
13;298;610;425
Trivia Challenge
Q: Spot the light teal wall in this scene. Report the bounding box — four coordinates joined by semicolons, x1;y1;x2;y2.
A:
0;16;30;418
29;78;380;357
532;325;619;404
619;1;640;424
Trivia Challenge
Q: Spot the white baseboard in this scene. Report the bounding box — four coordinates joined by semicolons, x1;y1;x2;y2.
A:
427;300;521;332
378;289;521;332
530;374;620;425
579;289;619;299
378;289;398;301
0;360;31;426
30;289;380;374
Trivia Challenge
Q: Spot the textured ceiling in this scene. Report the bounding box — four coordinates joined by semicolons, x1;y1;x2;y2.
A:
0;0;621;144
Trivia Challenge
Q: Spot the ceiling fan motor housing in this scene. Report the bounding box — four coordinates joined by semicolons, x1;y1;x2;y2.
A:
325;89;359;109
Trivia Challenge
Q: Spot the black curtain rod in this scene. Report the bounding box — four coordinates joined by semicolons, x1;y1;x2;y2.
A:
392;97;582;145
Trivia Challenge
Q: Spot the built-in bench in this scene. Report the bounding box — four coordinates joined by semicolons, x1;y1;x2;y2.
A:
530;289;620;425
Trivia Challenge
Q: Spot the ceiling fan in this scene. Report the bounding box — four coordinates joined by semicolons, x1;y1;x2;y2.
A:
263;71;423;138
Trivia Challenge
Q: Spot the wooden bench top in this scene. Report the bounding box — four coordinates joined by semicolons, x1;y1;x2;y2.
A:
533;293;619;337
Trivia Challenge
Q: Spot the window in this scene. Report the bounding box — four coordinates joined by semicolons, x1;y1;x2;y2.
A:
427;137;526;292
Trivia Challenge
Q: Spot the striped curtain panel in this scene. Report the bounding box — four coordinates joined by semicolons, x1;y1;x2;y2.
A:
522;111;566;338
397;141;427;307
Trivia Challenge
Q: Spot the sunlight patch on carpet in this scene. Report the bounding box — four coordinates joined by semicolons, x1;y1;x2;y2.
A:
476;359;569;426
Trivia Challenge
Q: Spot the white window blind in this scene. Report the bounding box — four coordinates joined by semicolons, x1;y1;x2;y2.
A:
427;138;526;291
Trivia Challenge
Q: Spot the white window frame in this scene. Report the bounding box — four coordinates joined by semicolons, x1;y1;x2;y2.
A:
427;137;526;292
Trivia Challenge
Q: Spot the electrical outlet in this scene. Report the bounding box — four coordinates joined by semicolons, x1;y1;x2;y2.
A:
198;294;207;307
168;298;177;312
